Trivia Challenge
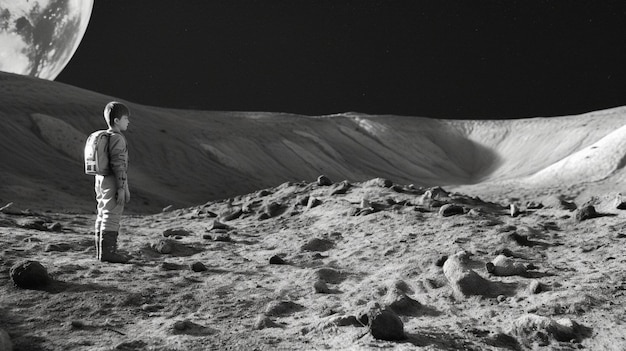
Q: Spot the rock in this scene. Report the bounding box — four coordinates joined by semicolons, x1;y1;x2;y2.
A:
163;228;192;237
330;315;362;327
443;251;493;298
172;320;215;336
486;255;527;276
213;233;232;242
44;243;72;252
259;201;284;219
162;205;174;212
206;221;233;231
152;239;174;254
313;280;330;293
330;180;351;195
366;303;406;341
509;314;588;345
317;175;333;186
526;201;544;209
382;287;423;316
615;193;626;210
190;262;207;272
424;186;449;199
264;300;303;317
221;208;243;221
47;222;63;232
269;255;286;265
315;267;346;284
207;220;232;231
306;196;322;210
253;315;281;330
439;204;464;217
0;329;12;351
161;262;183;271
301;238;334;252
510;204;520;217
10;260;50;289
575;205;599;221
527;280;542;294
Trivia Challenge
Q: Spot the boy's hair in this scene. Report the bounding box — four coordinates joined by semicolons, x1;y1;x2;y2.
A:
104;101;130;126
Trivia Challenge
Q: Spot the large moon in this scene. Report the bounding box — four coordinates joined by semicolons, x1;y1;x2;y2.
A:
0;0;93;80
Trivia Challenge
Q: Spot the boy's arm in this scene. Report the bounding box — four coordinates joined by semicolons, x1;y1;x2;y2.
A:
109;134;129;203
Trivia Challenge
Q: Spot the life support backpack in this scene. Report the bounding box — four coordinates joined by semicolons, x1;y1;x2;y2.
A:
84;130;112;175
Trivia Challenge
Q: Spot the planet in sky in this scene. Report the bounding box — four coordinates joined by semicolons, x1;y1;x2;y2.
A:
0;0;93;80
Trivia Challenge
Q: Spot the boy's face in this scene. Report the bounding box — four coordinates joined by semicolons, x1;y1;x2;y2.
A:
115;115;130;131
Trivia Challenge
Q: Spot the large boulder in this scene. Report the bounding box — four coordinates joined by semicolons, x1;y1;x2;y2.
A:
366;303;406;341
443;252;493;298
486;255;528;276
9;260;50;289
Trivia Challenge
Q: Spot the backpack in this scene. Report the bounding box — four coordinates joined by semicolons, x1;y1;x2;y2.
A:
84;130;112;175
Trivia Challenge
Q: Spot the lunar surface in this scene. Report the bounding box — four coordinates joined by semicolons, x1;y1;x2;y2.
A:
1;72;625;350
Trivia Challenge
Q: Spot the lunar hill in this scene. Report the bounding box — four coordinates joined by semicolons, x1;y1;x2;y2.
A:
0;71;624;213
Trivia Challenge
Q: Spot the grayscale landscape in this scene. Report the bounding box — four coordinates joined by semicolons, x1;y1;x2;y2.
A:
1;72;626;350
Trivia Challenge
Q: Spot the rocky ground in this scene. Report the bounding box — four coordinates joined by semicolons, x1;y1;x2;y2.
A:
1;177;626;350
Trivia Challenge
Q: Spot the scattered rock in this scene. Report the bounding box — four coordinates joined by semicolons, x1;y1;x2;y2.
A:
443;251;493;298
264;300;304;317
10;260;50;289
317;175;333;186
301;238;335;252
115;340;148;350
313;280;330;293
382;286;423;316
315;267;347;284
161;262;183;271
439;204;464;217
221;208;243;221
0;329;12;351
330;180;351;195
366;303;406;341
254;315;281;330
44;243;72;252
526;201;544;209
329;315;362;327
615;193;626;210
306;196;322;210
508;233;531;246
172;320;216;336
527;280;543;294
509;314;589;346
190;262;207;272
163;228;192;237
486;255;527;276
575;205;599;222
269;255;286;265
152;239;174;254
207;220;232;231
214;233;232;242
47;222;63;232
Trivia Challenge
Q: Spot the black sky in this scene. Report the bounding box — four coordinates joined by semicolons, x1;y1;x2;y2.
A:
56;0;626;119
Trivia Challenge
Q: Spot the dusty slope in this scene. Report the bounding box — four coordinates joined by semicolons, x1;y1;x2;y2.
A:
1;72;625;213
1;178;625;350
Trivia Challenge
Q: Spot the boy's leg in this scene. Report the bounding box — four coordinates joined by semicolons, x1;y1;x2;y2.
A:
98;175;128;263
94;176;104;260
